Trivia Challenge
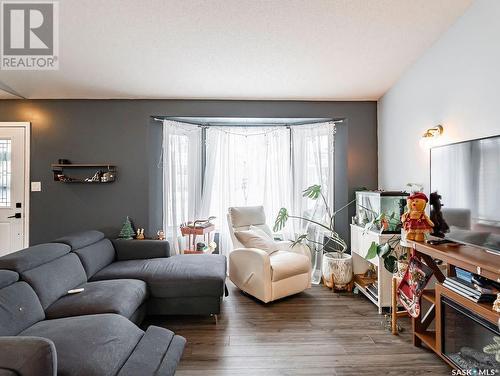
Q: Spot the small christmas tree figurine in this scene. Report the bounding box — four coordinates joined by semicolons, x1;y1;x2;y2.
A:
118;216;135;240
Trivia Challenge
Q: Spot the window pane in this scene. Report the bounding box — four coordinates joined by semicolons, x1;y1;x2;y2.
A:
303;132;330;213
0;139;11;207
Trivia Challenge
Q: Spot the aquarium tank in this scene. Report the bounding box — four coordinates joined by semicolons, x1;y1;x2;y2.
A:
354;191;409;233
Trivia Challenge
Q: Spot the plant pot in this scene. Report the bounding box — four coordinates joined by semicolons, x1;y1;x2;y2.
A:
321;252;353;289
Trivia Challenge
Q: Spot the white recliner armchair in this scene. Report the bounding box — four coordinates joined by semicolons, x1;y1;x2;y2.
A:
227;206;311;303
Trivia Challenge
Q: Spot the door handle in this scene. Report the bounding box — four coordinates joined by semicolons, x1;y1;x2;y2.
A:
7;213;21;219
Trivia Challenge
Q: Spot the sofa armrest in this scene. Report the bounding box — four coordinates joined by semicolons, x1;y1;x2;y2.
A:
118;326;186;376
276;241;311;260
229;248;272;302
0;336;57;376
112;239;170;261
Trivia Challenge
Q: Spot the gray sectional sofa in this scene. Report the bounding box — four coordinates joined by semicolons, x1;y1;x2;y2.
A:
0;230;227;376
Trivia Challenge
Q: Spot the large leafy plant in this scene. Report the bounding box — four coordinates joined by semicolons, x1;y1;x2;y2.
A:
274;184;353;256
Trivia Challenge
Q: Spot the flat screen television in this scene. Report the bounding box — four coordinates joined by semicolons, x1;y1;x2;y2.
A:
430;135;500;254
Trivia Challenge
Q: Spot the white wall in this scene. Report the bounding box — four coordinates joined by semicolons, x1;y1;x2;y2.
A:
378;0;500;191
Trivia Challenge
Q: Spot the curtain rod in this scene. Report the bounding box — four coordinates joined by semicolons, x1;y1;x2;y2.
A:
151;117;343;127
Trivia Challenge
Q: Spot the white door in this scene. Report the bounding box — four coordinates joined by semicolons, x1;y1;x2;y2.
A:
0;124;29;256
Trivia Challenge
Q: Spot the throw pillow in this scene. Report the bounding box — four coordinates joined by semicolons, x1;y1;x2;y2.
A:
249;225;273;239
234;228;278;255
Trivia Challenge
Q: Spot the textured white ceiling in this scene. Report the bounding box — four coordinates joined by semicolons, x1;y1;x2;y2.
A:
0;0;472;100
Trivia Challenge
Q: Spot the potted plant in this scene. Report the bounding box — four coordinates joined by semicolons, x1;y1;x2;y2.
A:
274;184;354;289
361;202;410;274
364;235;408;274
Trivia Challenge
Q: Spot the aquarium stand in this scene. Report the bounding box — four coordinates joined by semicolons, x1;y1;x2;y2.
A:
350;224;394;314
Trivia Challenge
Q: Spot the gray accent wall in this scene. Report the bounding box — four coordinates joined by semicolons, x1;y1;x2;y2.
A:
0;100;377;245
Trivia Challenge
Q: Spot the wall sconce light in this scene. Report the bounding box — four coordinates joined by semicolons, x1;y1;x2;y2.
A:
419;125;444;148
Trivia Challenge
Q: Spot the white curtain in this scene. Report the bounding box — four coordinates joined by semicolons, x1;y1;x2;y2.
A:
162;120;202;254
200;127;292;254
161;120;336;256
290;122;335;241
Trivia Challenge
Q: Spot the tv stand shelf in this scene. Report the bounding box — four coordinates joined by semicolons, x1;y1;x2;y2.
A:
409;240;500;282
408;240;500;370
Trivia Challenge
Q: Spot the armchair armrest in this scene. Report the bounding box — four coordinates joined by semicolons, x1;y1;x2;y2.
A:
276;241;311;261
229;248;273;302
112;239;170;261
0;336;57;376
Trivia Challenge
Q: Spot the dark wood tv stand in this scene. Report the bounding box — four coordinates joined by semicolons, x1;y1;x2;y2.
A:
408;240;500;369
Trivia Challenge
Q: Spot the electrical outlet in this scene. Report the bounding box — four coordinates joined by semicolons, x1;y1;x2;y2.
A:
31;182;41;192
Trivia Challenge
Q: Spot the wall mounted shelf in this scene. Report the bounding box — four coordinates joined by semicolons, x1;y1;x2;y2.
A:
51;163;117;183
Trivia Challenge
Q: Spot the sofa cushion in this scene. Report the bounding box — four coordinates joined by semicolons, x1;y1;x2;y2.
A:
0;281;45;336
22;253;87;310
55;230;105;250
45;279;147;320
55;231;116;278
145;255;226;298
74;239;116;278
112;239;170;261
270;251;310;282
0;270;18;289
54;230;115;278
20;313;143;376
146;255;226;298
117;326;186;376
0;243;71;273
91;259;151;281
92;254;227;298
155;334;187;375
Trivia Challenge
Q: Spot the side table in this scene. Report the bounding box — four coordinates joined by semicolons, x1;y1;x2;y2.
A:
180;224;215;254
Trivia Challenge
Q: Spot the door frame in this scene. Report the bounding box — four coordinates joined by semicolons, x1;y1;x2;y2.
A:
0;122;30;247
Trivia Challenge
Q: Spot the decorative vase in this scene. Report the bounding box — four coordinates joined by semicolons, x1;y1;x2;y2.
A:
311;249;322;285
322;252;353;289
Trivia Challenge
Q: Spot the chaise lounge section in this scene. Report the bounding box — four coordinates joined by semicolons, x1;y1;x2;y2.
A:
56;230;227;315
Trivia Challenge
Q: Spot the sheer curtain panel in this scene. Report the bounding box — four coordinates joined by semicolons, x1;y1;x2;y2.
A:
291;122;335;234
200;127;292;254
161;120;336;257
162;120;202;254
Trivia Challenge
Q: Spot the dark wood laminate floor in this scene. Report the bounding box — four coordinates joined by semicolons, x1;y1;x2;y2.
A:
146;282;450;376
